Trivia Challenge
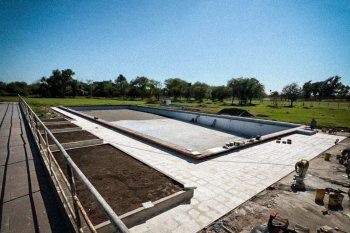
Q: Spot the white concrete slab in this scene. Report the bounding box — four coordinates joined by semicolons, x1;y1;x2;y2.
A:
53;107;345;233
112;119;245;152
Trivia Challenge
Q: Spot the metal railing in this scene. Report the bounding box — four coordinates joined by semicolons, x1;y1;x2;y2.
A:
18;95;129;233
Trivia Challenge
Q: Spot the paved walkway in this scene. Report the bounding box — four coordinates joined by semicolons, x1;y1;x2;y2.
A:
0;103;69;233
54;107;345;233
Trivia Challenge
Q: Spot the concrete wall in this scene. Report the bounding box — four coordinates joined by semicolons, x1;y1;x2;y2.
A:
131;106;297;137
70;105;299;138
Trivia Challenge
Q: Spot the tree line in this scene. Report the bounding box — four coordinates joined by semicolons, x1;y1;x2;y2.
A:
0;69;349;106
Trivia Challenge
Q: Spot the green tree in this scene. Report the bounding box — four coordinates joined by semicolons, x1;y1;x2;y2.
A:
320;76;343;98
227;78;239;104
61;69;75;97
164;78;188;100
69;80;88;97
149;80;162;100
29;82;41;96
115;74;129;98
337;84;350;99
191;82;211;102
44;69;76;97
270;91;279;106
247;78;264;104
128;76;160;99
282;82;301;107
0;82;7;96
304;76;348;100
302;80;313;100
93;81;116;97
310;81;322;100
86;79;94;97
38;77;50;97
129;76;149;99
184;83;193;100
6;82;29;96
211;86;230;102
227;77;264;105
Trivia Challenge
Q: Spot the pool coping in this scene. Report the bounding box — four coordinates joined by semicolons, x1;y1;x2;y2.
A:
58;105;315;159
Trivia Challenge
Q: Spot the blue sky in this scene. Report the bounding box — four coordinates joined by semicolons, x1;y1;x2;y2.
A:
0;0;349;91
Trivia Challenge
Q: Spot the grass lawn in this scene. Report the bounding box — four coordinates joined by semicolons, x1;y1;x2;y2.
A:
170;99;350;129
0;96;145;112
1;96;349;129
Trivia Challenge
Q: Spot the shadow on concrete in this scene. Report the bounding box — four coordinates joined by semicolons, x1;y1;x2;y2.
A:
0;103;12;229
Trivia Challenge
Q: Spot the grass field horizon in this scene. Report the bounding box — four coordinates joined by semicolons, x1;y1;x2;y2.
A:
1;96;349;129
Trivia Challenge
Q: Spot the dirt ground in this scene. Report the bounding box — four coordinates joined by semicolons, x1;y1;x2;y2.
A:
218;108;254;117
81;109;165;121
44;122;78;129
44;130;98;144
199;135;350;233
37;107;71;120
53;144;182;225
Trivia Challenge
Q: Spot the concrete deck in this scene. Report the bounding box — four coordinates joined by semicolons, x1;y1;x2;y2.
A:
0;103;69;233
54;107;345;233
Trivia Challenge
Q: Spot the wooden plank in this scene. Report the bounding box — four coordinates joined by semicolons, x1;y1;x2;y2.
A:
0;103;70;233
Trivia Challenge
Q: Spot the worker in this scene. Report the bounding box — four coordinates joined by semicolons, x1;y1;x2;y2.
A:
339;147;350;167
310;118;317;129
342;147;350;156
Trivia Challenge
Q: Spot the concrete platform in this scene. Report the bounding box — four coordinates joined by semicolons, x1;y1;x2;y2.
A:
0;103;70;233
54;107;345;233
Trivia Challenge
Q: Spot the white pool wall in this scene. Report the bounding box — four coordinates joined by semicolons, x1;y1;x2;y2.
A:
71;105;300;138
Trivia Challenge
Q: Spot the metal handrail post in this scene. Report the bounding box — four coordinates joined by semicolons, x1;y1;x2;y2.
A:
45;131;52;176
67;164;82;231
34;117;38;142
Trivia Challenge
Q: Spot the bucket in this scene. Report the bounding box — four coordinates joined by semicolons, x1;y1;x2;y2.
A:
325;153;331;161
315;189;325;203
328;193;344;208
